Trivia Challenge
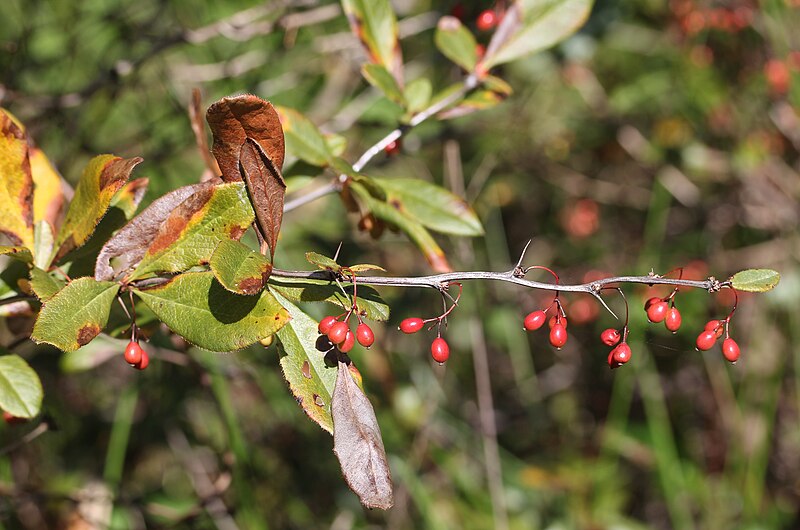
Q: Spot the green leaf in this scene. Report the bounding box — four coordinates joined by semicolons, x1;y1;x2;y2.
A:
269;277;390;322
348;264;386;273
275;106;332;167
324;134;348;157
134;271;290;352
210;239;272;295
0;353;43;418
403;78;432;115
341;0;403;85
129;182;254;280
483;0;594;69
51;155;142;264
273;291;339;433
730;269;780;292
33;220;54;269
362;64;405;105
349;181;452;272
31;277;120;352
374;178;484;236
0;245;32;263
434;16;479;72
438;89;505;120
29;266;65;301
305;252;342;273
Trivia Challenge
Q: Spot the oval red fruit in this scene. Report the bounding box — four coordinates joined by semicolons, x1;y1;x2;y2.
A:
722;338;740;363
549;324;568;349
665;307;682;332
549;316;567;329
646;301;669;323
600;328;621;346
523;310;547;331
318;316;338;335
135;351;150;370
384;139;401;156
327;321;350;345
356;323;374;348
612;343;632;364
124;341;144;365
705;319;725;338
339;330;356;353
644;297;661;311
431;337;450;364
695;330;717;351
399;318;425;334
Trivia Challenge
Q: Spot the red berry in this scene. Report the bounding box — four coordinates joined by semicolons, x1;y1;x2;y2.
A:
356;323;374;348
722;338;740;363
644;297;661;311
611;343;632;364
665;307;682;333
339;330;356;353
328;321;350;345
695;330;717;351
475;44;486;60
646;301;669;323
134;350;150;370
607;350;621;369
549;324;568;349
318;316;338;335
523;310;547;331
705;319;724;338
549;315;567;329
124;341;144;365
3;411;27;425
431;337;450;364
384;139;401;156
399;317;425;334
600;328;621;346
476;9;497;31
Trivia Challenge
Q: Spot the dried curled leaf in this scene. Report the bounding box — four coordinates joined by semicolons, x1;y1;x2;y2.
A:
206;95;285;183
332;361;393;510
239;138;286;261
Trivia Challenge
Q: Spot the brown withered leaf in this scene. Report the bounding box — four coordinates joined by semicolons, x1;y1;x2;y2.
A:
332;361;394;510
206;95;285;183
189;89;221;180
239;138;285;261
94;181;217;281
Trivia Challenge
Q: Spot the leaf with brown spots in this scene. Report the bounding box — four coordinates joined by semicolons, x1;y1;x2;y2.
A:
95;181;216;281
133;271;290;352
209;238;272;295
332;360;394;510
126;182;254;281
51;155;143;264
0;110;34;248
31;277;120;352
206;95;285;183
273;291;339;433
239;138;286;261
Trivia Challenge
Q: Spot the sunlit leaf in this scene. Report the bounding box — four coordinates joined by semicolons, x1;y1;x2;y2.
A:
341;0;403;85
51;155;143;264
273;291;339;433
0;110;34;248
95;181;216;282
128;182;254;281
730;269;780;292
403;78;432;115
332;360;393;510
134;271;290;352
482;0;594;69
305;252;342;273
31;277;120;352
206;95;285;182
0;245;32;263
374;178;484;236
0;353;43;418
30;146;66;228
210;239;272;295
29;266;65;301
435;16;479;72
275;106;332;167
347;264;386;273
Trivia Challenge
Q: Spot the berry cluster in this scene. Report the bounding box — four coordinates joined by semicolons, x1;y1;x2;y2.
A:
644;294;682;333
524;306;569;350
124;340;149;370
600;327;632;369
397;283;462;364
695;319;740;363
318;314;374;353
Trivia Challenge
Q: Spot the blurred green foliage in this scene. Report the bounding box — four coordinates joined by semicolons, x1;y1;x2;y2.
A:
1;0;799;528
